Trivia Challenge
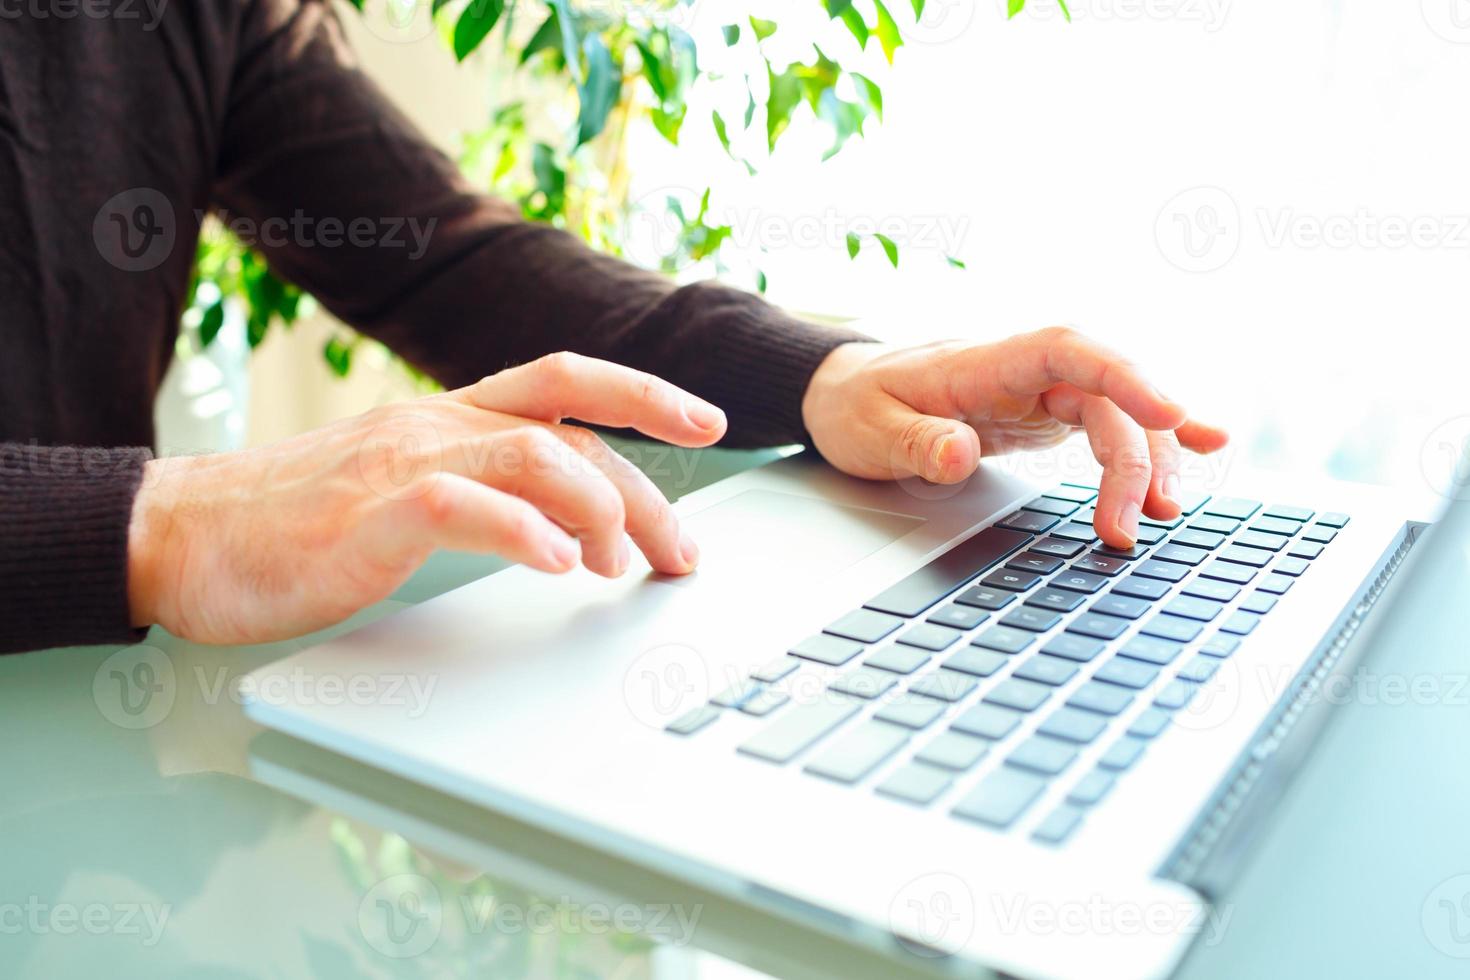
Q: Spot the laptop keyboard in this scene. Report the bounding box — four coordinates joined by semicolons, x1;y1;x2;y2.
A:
664;485;1350;846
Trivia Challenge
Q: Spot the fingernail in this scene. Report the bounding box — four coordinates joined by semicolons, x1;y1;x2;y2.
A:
1163;473;1181;505
1119;501;1142;542
679;530;700;571
931;435;953;474
685;399;726;432
616;538;631;575
550;531;580;570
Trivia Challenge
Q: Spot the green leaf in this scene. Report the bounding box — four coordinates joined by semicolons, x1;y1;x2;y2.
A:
839;5;868;47
550;0;582;83
766;64;803;151
519;10;562;65
873;0;902;63
744;92;756;128
911;0;925;17
1058;0;1072;20
651;104;686;144
575;33;622;147
846;232;861;259
453;0;504;62
324;337;354;378
722;23;740;45
824;0;853;16
712;111;732;153
875;233;899;267
756;270;768;293
199;299;225;348
850;72;883;120
1008;0;1026;18
946;255;968;270
530;142;565;215
344;0;363;8
430;0;452;12
749;16;776;40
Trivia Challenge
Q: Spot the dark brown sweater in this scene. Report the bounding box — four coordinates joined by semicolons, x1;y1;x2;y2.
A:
0;0;867;653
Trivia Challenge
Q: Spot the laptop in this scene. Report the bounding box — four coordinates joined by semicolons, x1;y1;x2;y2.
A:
242;444;1441;979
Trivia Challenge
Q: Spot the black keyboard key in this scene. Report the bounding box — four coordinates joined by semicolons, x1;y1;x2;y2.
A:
1199;634;1241;658
997;510;1059;534
1153;543;1206;566
1041;634;1106;663
1090;594;1151;620
1022;496;1079;518
876;763;953;805
954;585;1016;611
1112;575;1172;601
667;705;721;735
865;646;931;674
951;702;1023;740
1134;559;1189;583
1007;552;1064;575
1030;536;1087;559
952;767;1047;828
1093;657;1160;689
1273;557;1311;577
1073;554;1130;576
1153;680;1196;710
825;609;904;643
1044;484;1098;504
1181;578;1239;603
1287;541;1324;559
1235;530;1287;552
1051;522;1101;543
1176;656;1220;683
803;721;910;783
1135;524;1170;545
1093;543;1149;561
1263;505;1314;522
909;669;979;702
1007;734;1079;775
1219;611;1261;635
1052;569;1110;594
1067;613;1130;640
981;569;1042;592
1190;514;1240;535
1162;596;1223;622
927;604;990;630
738;697;861;762
1301;525;1338;544
1098;736;1148;771
983;678;1053;712
1139;513;1184;530
1257;573;1294;595
1317;512;1351;528
1251;516;1301;537
1026;588;1086;613
1127;708;1173;738
1177;491;1211;515
1032;804;1086;844
1203;497;1262;520
790;635;863;666
944;647;1009;678
1219;545;1271;568
1201;559;1257;584
752;656;800;683
1240;592;1277;614
1038;707;1109;744
829;667;899;700
897;623;964;651
1067;769;1117;805
864;526;1031;617
1012;654;1079;687
1172;528;1225;550
1141;614;1203;643
1066;681;1134;716
1118;635;1183;665
916;732;992;771
999;607;1062;632
972;625;1035;655
875;693;946;729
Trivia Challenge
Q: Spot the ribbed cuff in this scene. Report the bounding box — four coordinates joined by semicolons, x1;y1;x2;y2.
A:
0;444;152;654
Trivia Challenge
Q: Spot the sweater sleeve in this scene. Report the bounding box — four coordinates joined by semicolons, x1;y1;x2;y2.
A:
212;0;870;448
0;445;151;654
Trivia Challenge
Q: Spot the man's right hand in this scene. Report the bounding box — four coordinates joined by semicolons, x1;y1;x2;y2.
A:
127;352;728;645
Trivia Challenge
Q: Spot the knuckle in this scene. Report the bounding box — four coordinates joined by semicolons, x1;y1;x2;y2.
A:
1109;444;1154;480
557;423;601;455
413;480;456;528
1037;324;1079;346
534;350;582;386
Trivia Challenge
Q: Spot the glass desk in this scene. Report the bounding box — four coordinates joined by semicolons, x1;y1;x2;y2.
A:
3;442;1465;979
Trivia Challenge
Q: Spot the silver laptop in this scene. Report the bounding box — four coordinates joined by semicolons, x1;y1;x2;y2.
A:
242;447;1439;979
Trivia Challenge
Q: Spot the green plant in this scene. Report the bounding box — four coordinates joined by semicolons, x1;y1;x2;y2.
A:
188;0;1063;376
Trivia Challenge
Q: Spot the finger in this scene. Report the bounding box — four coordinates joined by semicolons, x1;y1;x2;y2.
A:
554;425;697;576
945;327;1188;432
875;394;982;483
1143;428;1184;522
470;426;631;577
1045;387;1151;547
458;352;726;448
396;473;582;574
1176;418;1230;454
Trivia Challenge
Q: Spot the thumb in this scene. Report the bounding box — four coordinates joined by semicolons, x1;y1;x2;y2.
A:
881;403;982;483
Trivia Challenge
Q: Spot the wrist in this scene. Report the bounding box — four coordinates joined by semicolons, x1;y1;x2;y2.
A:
127;457;182;629
800;341;889;440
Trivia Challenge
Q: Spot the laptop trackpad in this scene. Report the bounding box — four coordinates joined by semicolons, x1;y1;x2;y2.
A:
666;489;923;586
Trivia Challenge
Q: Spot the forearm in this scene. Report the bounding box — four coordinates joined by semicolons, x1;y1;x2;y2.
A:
0;444;152;654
